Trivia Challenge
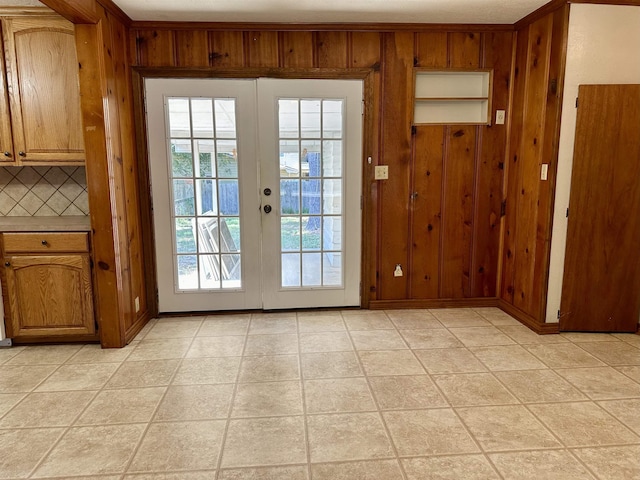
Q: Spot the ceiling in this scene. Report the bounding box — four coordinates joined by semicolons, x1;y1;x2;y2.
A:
3;0;551;24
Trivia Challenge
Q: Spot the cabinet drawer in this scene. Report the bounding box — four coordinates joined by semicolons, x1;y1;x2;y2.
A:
3;232;89;253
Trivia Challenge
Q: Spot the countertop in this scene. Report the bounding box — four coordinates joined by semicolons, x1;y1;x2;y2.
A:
0;216;91;232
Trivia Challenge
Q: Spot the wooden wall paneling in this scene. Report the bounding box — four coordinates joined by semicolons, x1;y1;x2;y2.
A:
245;31;278;67
448;32;482;67
279;31;314;68
500;26;529;304
470;31;514;297
349;32;381;69
410;126;444;298
512;15;552;315
315;31;347;68
378;32;414;299
175;30;209;67
414;32;448;67
135;29;176;66
209;31;245;67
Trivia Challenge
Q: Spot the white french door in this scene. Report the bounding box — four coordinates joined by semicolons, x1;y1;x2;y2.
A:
145;78;362;312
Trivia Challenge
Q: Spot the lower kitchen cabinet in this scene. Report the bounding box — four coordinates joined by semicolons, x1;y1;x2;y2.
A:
2;232;95;339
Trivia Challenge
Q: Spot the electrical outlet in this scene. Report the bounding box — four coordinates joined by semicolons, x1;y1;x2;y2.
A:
496;110;506;125
541;163;549;181
394;264;403;277
135;296;140;313
374;165;389;180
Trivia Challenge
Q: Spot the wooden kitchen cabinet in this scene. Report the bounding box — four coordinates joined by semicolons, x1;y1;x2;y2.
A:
0;14;85;165
2;232;95;339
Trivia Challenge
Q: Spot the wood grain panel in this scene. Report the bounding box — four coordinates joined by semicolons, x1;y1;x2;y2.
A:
3;233;88;253
315;31;347;68
378;32;414;300
135;29;175;66
175;30;208;67
0;21;13;163
349;31;381;68
245;30;278;67
410;126;443;299
209;31;245;67
415;32;447;68
448;32;481;67
280;31;314;68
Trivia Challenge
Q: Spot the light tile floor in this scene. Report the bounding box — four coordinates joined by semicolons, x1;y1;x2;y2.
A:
1;307;640;479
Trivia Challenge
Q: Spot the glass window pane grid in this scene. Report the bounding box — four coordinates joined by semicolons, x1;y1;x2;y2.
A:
168;96;241;292
278;98;345;289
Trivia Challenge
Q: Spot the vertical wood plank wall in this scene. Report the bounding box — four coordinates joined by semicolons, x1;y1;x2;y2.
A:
500;5;568;326
130;26;514;307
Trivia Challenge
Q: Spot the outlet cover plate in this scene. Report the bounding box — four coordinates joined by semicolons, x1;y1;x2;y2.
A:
375;165;389;180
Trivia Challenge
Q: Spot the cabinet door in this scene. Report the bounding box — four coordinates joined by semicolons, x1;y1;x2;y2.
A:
0;21;13;164
2;16;85;164
5;254;95;337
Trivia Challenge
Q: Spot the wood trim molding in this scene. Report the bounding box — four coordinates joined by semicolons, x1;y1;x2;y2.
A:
515;0;567;29
130;21;514;32
40;0;131;25
369;298;499;309
498;299;560;334
569;0;640;4
0;7;57;16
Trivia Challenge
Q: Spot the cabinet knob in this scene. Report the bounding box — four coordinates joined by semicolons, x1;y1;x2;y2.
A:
4;262;9;267
18;151;25;157
41;240;48;246
3;151;10;157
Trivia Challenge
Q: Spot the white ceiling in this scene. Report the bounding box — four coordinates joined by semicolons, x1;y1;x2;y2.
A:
0;0;550;24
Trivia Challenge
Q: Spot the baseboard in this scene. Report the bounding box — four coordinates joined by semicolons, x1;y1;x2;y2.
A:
124;309;152;345
498;299;559;334
12;334;100;345
369;298;499;310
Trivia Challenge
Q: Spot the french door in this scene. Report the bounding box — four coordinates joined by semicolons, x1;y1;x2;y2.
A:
145;78;363;312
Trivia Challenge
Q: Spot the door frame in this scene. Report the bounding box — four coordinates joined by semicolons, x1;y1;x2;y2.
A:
132;67;376;317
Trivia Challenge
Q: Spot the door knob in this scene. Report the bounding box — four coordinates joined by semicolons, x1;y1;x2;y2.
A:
3;151;10;157
263;188;272;196
263;205;272;214
18;151;25;157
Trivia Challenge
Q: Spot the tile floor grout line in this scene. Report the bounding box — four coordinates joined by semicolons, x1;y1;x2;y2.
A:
296;311;314;480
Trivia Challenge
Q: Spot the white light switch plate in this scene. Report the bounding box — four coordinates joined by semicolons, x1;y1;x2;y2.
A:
375;165;389;180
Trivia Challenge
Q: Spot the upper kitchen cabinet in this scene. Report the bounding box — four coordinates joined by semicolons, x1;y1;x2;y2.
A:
0;15;85;165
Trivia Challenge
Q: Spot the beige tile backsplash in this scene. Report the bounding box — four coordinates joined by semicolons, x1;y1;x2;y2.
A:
0;166;89;216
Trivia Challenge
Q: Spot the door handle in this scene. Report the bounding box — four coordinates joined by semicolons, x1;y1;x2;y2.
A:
263;205;272;214
263;188;272;196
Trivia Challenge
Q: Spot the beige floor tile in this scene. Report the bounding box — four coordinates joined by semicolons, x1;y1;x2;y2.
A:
33;424;145;477
529;402;640;447
129;421;225;472
450;327;516;347
383;409;479;456
0;393;24;418
414;348;487;374
248;317;297;335
385;310;443;329
66;343;134;364
457;405;561;451
106;359;180;388
617;365;640;383
244;334;298;355
0;346;25;364
597;399;640;435
133;318;158;340
359;350;425;376
221;416;306;467
297;314;346;333
126;338;192;361
368;375;447;410
76;387;165;425
555;367;640;399
612;333;640;348
185;336;245;358
124;473;215;479
578;341;640;366
0;428;64;479
402;455;500;480
572;445;640;480
343;313;394;330
311;459;403;480
470;345;547;371
299;331;353;353
474;307;522;326
434;373;518;406
251;311;297;320
154;384;234;421
0;391;95;428
143;318;203;339
6;344;82;365
525;344;605;368
561;332;620;343
399;329;463;349
36;363;118;392
489;450;595;479
238;355;300;382
307;412;394;462
0;364;55;394
350;330;408;350
430;308;491;327
232;381;302;417
305;378;376;413
301;351;363;379
494;370;587;403
173;357;240;385
498;325;570;344
199;315;250;336
219;465;308;480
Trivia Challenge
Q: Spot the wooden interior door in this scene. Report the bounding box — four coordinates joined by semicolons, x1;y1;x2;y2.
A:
560;84;640;332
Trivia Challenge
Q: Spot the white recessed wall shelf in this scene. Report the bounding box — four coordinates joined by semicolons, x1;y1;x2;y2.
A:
413;69;492;125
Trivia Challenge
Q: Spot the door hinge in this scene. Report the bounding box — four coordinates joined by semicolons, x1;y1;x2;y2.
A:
360;195;363;210
575;97;579;108
557;309;561;319
566;207;569;218
500;200;507;217
411;125;417;136
361;100;365;115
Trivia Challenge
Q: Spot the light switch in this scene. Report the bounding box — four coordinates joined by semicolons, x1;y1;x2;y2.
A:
496;110;506;125
541;163;549;181
375;165;389;180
